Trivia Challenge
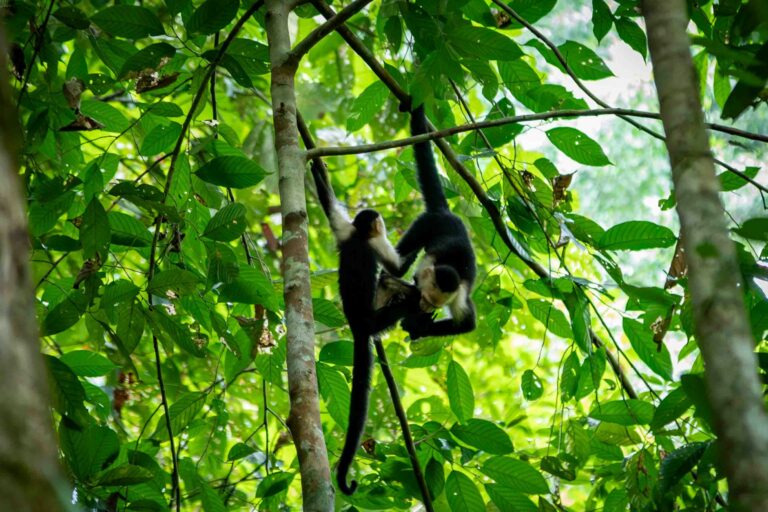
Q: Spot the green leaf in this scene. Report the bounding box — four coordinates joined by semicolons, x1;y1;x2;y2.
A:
119;42;176;79
60;350;117;377
546;127;612;166
54;6;91;29
541;455;577;481
227;443;256;462
486;484;537;512
560;351;580;401
108;212;152;247
527;299;573;339
203;203;248;241
447;361;475;422
445;471;485;512
520;369;544;401
319;340;354;366
80;100;130;133
604;489;629;512
623;318;673;380
218;268;280;311
651;387;692;431
59;423;120;480
148;268;201;297
154;392;207;439
615;17;647;59
91;6;164;39
200;478;226;512
735;217;768;241
566;290;592;353
187;0;240;35
317;363;350;429
42;291;88;336
451;419;514;455
658;442;708;494
80;198;111;260
256;471;294;498
45;355;89;425
557;41;614;80
450;25;523;61
591;0;613;43
116;300;145;355
506;0;557;27
719;166;759;192
139;123;182;157
589;399;655;426
312;298;346;328
599;220;676;251
195;156;266;189
96;464;155;487
481;456;549;494
346;81;390;132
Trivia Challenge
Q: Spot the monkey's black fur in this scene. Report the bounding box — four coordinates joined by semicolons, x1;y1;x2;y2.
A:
310;161;416;495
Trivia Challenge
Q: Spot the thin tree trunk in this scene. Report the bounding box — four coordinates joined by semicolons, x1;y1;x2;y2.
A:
264;2;334;510
642;1;768;509
0;26;68;512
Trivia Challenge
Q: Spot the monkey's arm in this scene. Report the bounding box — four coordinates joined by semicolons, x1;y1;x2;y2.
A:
401;301;476;340
391;218;430;277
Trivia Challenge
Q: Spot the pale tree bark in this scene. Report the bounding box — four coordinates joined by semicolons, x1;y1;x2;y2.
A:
0;27;68;512
643;1;768;509
264;1;334;510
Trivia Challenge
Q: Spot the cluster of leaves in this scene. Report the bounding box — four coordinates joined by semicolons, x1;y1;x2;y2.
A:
7;0;767;510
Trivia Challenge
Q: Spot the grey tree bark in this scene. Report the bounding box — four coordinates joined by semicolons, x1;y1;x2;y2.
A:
0;26;68;512
642;1;768;509
264;2;334;510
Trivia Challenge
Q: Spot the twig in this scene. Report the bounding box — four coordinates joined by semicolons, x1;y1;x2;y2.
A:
373;337;434;512
288;0;375;66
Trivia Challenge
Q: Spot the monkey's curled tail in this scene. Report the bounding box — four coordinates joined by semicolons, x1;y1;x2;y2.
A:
410;105;449;212
337;329;375;495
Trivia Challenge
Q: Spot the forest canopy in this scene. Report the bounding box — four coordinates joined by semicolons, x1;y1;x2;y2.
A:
2;0;768;511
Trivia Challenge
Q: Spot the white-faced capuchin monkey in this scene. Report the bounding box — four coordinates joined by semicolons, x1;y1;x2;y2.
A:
378;103;477;339
310;160;419;495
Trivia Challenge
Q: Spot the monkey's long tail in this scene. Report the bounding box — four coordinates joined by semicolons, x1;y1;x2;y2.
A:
337;329;374;495
410;104;449;212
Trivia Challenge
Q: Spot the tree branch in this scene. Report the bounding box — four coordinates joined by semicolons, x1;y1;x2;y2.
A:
287;0;375;66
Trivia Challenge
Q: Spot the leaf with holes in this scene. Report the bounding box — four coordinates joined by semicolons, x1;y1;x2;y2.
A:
445;470;485;512
148;268;201;297
450;25;523;61
521;369;544;401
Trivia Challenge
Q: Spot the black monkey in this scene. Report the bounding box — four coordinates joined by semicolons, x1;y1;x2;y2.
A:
310;161;417;495
384;104;477;339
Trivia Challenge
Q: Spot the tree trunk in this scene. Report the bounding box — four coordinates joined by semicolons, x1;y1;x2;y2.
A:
642;1;768;509
0;26;68;512
264;2;334;510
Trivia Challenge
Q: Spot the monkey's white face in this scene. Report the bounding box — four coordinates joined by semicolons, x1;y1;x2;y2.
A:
415;264;456;312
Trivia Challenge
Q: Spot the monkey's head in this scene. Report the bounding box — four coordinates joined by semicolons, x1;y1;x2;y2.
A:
415;262;460;312
353;209;386;239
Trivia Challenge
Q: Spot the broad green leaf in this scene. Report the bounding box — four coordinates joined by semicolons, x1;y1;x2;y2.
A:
54;6;91;29
119;42;176;79
80;100;130;133
445;471;485;512
147;309;207;358
101;280;141;318
735;217;768;241
91;6;164;39
589;399;655;425
566;290;592;353
506;0;557;27
719;166;758;192
200;478;226;512
451;419;514;454
558;41;614;80
195;156;266;189
206;242;240;287
599;220;676;250
658;442;708;494
96;464;154;487
153;392;207;439
81;198;111;260
312;298;346;328
148;268;201;297
60;350;117;377
592;0;612;43
615;17;647;59
42;291;88;336
486;484;537;512
218;268;280;311
604;489;629;512
541;455;577;481
109;212;152;247
560;351;580;401
481;456;549;494
651;387;692;431
319;340;354;366
202;202;247;241
623;318;673;380
527;299;573;339
450;25;523;61
139;123;182;157
45;355;89;425
116;300;145;354
546;127;612;166
520;369;544;401
187;0;240;35
59;423;119;480
447;360;474;422
256;471;294;498
142;102;184;117
317;363;350;429
347;81;390;132
227;443;256;462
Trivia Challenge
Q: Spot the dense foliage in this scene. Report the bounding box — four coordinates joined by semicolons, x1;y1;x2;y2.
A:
5;0;768;510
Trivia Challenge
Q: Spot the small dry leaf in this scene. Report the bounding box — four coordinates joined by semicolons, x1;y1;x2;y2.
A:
552;173;575;203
